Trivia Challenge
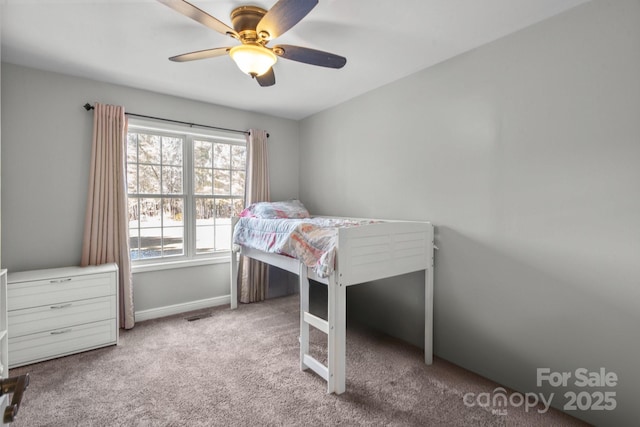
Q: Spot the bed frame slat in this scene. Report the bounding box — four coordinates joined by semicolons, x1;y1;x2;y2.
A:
303;355;329;381
303;312;329;334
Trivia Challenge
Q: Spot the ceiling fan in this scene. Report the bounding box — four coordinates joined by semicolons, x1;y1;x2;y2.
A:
158;0;347;87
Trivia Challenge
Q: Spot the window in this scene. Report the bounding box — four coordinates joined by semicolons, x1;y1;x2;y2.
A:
126;123;246;262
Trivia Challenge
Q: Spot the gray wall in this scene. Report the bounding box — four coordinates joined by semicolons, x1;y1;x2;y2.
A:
299;1;639;425
0;63;300;311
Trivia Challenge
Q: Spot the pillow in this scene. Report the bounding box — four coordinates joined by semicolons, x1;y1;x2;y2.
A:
240;200;310;219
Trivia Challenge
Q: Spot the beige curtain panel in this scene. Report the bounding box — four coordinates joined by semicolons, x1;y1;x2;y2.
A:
81;103;135;329
239;129;271;303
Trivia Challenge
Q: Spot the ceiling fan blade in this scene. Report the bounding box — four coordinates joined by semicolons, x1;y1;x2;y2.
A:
158;0;238;39
257;0;318;40
256;68;276;87
169;47;231;62
274;45;346;69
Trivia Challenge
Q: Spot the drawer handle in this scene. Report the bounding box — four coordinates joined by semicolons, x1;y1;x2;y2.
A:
50;303;72;310
49;278;72;283
50;329;72;335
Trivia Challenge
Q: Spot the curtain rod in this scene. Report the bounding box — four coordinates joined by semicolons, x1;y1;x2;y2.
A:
83;103;269;138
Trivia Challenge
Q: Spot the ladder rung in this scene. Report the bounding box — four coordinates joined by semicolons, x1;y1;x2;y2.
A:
303;311;329;334
303;354;328;381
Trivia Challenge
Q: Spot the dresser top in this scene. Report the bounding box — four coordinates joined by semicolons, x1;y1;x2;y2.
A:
7;264;118;284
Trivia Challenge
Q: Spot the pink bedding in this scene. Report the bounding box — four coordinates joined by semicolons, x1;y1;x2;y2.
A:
233;217;375;278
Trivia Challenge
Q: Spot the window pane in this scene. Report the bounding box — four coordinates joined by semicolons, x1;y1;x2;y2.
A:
233;199;245;217
139;165;161;194
232;145;246;169
162;137;182;166
128;198;139;229
214;198;232;251
129;228;140;260
195;198;214;254
215;225;231;251
213;143;231;168
194;140;212;167
195;198;214;225
163;226;184;257
194;168;212;194
164;198;184;226
162;166;183;194
139;227;162;259
140;198;161;227
129;194;140;259
134;198;186;258
196;226;214;254
231;170;245;196
214;169;230;194
130;248;141;261
138;134;161;164
127;165;138;193
163;198;184;256
215;198;232;219
127;133;138;163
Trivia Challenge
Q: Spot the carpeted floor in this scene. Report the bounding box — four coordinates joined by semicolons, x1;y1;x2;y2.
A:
9;295;587;426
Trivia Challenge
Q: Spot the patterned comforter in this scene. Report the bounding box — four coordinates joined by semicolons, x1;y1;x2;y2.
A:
233;217;374;278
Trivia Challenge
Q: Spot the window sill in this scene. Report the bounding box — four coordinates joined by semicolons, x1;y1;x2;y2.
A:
131;254;231;274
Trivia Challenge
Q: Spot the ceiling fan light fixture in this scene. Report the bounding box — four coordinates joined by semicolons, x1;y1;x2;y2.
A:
229;44;277;77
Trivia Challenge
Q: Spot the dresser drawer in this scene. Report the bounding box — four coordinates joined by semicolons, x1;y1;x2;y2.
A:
8;272;115;311
8;319;117;367
8;295;116;338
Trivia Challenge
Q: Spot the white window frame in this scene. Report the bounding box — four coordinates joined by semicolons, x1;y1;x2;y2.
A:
127;119;246;272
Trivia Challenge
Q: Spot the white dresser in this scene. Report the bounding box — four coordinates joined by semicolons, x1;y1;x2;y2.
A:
7;264;119;368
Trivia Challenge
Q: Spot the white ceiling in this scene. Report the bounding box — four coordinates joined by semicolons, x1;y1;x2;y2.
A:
1;0;589;120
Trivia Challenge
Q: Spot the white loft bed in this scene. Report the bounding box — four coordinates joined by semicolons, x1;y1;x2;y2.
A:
230;216;434;394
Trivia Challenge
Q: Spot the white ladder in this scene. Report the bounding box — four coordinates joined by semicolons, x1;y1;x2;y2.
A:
298;264;347;394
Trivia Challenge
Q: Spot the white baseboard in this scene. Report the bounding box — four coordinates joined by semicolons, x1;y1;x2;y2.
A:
135;295;231;322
